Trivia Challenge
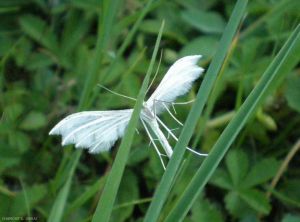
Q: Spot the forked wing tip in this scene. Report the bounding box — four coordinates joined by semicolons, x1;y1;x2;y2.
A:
49;128;57;135
190;54;202;60
199;67;205;73
88;149;100;154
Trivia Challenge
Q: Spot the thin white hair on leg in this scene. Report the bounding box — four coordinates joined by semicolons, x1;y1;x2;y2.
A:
153;98;182;126
156;116;179;141
156;116;208;157
166;127;179;139
141;119;166;170
171;103;177;114
161;102;183;126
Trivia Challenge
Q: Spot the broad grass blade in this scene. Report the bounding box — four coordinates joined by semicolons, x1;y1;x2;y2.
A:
47;1;121;221
143;0;248;221
91;21;165;222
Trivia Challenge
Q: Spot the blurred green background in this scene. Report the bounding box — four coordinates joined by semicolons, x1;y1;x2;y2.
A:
0;0;300;221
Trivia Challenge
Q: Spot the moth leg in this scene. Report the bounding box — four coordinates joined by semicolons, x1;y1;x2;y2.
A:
185;147;208;156
153;99;183;126
162;102;183;126
141;119;167;170
156;116;208;157
171;103;177;114
173;99;195;105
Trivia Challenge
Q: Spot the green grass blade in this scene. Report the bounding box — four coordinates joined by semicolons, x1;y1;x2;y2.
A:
65;177;105;216
116;0;155;58
143;1;248;221
48;152;80;222
47;1;121;221
79;0;122;110
165;24;300;222
89;0;156;106
91;21;165;222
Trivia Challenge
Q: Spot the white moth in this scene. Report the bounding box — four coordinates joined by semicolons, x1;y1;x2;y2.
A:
49;55;207;169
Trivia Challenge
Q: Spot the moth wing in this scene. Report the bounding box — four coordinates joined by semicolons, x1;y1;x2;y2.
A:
146;55;204;114
49;109;133;153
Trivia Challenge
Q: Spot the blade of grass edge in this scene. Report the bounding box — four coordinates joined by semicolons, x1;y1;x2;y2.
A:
143;0;248;221
48;1;121;221
48;151;80;222
91;21;165;222
165;24;300;222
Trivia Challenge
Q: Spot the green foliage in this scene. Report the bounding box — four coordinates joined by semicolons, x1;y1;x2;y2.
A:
19;111;47;130
181;8;226;34
211;149;280;218
0;185;45;216
190;196;223;222
19;15;58;53
1;0;300;221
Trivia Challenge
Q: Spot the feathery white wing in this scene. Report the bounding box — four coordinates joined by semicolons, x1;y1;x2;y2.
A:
146;55;204;114
49;109;133;153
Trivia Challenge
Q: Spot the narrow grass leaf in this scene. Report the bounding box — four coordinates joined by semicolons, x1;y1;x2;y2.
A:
65;178;105;216
48;152;80;222
79;0;122;110
48;1;121;221
144;1;248;221
89;0;156;106
91;21;165;222
165;24;300;222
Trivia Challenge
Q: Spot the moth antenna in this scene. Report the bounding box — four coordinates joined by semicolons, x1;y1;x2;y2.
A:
141;119;166;170
97;84;137;101
156;116;207;157
146;49;164;95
